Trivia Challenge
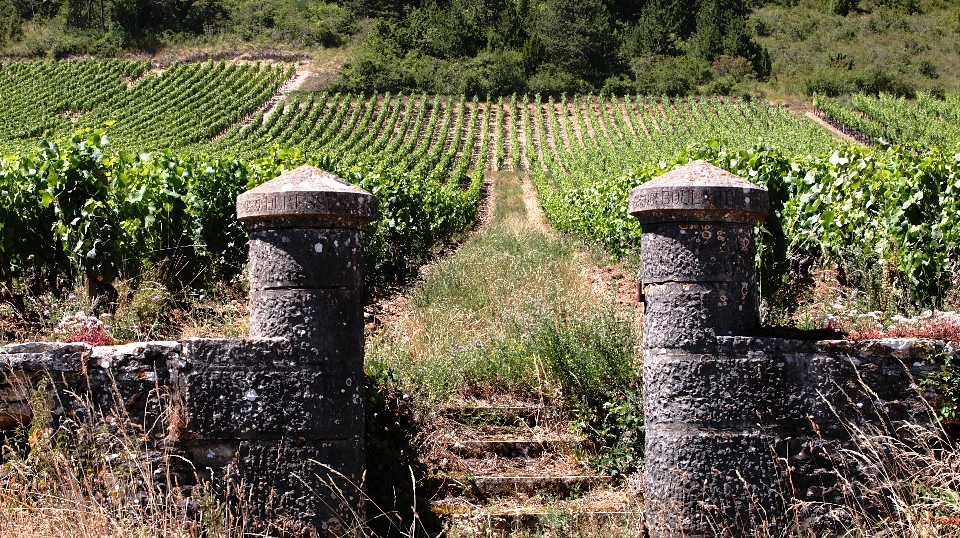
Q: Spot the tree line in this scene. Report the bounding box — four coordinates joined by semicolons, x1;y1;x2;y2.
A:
335;0;771;96
0;0;772;96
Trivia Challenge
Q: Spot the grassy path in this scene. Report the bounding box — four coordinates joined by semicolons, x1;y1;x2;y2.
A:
365;171;640;408
364;172;645;537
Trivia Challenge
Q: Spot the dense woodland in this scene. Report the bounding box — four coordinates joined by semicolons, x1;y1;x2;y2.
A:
0;0;958;96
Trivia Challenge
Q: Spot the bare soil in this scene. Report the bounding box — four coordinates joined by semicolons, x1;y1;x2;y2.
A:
805;110;860;144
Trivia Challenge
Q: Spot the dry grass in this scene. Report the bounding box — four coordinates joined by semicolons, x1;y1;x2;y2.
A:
777;423;960;538
0;374;244;538
366;173;632;404
0;277;250;346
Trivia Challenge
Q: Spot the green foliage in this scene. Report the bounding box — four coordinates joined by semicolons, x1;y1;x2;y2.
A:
0;124;481;295
0;0;22;46
225;0;357;47
0;60;287;154
532;0;618;86
590;388;643;476
631;55;710;96
815;91;960;148
834;0;859;16
922;352;960;422
335;0;769;97
523;304;642;474
624;1;680;57
755;1;960;97
530;94;835;267
538;136;960;310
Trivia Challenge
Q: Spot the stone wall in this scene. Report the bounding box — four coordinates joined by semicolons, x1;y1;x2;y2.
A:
0;337;365;536
642;335;949;535
630;160;955;537
1;335;951;535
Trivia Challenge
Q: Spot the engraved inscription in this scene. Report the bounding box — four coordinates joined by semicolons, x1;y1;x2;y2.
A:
239;193;332;215
633;187;749;209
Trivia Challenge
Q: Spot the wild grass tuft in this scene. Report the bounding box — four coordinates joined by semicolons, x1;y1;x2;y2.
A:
366;173;639;410
0;372;244;537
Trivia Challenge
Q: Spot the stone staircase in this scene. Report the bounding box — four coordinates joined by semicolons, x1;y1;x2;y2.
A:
425;399;645;537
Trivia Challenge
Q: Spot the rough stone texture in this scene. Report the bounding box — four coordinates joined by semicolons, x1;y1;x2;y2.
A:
183;438;366;536
1;336;945;537
644;431;783;536
632;162;776;537
640;222;757;283
628;160;769;225
248;228;365;290
0;168;381;536
180;351;364;439
234;165;374;535
237;165;377;230
248;288;363;352
642;337;948;537
630;161;767;350
642;282;758;350
0;337;369;536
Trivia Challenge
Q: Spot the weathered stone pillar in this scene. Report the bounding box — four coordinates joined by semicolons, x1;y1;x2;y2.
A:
232;165;376;535
629;161;780;537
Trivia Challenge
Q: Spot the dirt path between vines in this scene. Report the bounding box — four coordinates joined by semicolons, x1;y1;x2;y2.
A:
366;172;640;337
210;63;311;139
805;111;860;144
519;173;550;235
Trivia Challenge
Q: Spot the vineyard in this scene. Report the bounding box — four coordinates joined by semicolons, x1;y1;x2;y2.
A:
1;59;960;312
814;91;960;149
0;60;291;154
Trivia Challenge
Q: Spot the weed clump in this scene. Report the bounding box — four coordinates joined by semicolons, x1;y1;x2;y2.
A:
0;372;242;537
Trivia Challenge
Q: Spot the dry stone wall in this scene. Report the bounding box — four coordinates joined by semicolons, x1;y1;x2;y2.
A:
0;337;366;536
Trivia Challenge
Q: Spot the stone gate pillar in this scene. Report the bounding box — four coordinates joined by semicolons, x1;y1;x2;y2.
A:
234;165;376;535
629;161;780;537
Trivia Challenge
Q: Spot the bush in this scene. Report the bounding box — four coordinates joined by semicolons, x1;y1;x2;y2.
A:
527;67;589;97
919;58;939;79
852;67;916;97
600;75;636;96
804;67;849;96
632;55;709;97
523;304;642;474
704;77;736;96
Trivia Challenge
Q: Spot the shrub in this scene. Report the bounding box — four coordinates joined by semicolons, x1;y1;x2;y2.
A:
55;310;115;346
600;75;636;96
632;55;708;97
521;303;642;474
527;67;588;97
804;67;849;96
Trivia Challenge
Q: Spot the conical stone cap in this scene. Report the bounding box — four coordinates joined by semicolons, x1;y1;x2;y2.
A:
628;160;768;224
237;165;377;229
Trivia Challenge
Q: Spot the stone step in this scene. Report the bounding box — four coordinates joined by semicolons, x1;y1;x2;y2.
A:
447;438;578;459
474;475;615;497
444;510;645;537
439;404;561;427
445;475;614;499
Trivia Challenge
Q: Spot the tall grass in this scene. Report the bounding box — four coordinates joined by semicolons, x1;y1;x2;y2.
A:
0;374;244;537
365;173;639;408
